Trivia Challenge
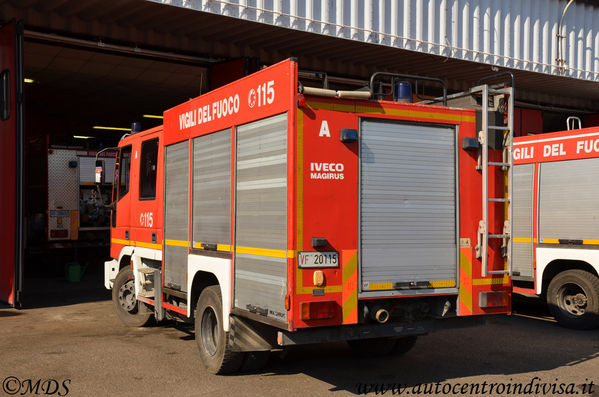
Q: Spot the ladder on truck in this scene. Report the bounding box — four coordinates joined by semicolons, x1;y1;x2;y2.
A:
474;78;513;278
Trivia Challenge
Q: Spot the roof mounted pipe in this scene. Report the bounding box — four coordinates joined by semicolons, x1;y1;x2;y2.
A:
477;71;515;91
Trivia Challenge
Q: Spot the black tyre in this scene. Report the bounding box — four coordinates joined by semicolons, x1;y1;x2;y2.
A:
547;269;599;330
347;337;397;357
195;286;244;374
391;336;418;356
112;267;154;327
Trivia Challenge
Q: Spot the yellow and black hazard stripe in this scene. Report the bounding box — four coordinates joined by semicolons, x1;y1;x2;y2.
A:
342;250;358;324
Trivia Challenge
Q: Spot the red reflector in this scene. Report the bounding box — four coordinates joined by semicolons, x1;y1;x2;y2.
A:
50;230;68;238
297;95;306;108
300;301;336;320
479;291;508;308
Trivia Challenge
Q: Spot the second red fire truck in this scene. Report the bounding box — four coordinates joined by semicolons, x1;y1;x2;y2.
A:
103;59;512;373
513;125;599;329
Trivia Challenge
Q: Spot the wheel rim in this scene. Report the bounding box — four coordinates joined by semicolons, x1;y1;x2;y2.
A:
201;306;219;356
118;278;137;313
557;283;588;317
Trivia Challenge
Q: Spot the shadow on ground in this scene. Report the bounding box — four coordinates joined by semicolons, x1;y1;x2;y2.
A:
249;313;599;395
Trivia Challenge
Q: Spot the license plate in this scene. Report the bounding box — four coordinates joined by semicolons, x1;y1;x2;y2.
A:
298;251;339;268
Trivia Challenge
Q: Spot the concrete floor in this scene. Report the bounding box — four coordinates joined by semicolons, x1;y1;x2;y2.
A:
1;279;598;396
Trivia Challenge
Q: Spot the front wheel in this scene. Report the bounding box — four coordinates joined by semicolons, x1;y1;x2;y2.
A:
112;267;154;327
547;269;599;330
195;286;244;374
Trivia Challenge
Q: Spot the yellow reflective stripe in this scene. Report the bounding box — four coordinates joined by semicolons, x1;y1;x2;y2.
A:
473;276;510;286
342;251;358;324
305;100;476;123
514;237;533;243
342;289;358;321
460;287;473;313
367;282;393;291
366;280;455;291
297;110;304;252
135;241;162;250
460;250;472;279
429;280;457;288
111;238;161;250
535;239;599;245
355;105;476;123
296;265;343;294
192;242;232;252
165;239;189;247
236;246;295;259
459;247;473;315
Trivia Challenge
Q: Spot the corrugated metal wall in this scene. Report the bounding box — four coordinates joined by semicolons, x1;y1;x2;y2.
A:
154;0;599;81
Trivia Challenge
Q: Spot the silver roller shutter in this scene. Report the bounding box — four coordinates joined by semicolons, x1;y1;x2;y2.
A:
512;164;535;279
192;129;231;247
234;113;288;322
360;119;457;294
539;158;599;242
164;141;189;291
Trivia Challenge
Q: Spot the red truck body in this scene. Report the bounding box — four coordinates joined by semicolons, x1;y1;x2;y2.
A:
105;59;511;372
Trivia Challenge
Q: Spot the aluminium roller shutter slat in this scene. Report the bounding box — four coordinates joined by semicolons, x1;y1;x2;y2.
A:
360;119;457;292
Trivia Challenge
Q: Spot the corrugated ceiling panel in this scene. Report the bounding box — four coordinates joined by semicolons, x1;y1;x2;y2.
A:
151;0;599;81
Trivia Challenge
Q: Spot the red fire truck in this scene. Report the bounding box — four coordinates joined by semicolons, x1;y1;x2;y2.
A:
513;125;599;329
103;59;512;374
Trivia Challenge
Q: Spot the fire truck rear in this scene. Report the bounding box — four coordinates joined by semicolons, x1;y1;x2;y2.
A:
103;59;512;374
513;123;599;329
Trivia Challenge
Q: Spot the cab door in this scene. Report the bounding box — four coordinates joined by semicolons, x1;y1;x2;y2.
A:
110;144;133;259
0;21;24;307
130;134;162;249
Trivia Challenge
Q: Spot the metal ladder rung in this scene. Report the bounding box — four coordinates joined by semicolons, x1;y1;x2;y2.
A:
487;270;510;275
478;83;513;278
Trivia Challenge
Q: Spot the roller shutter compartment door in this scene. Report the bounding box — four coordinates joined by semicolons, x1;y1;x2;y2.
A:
360;119;457;294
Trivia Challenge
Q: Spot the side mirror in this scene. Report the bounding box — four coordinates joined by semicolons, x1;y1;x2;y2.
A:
95;160;104;185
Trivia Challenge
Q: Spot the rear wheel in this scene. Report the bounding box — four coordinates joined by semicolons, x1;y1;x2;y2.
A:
112;267;154;327
195;286;244;374
547;269;599;330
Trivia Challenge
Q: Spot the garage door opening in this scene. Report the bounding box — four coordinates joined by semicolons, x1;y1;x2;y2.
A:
21;38;209;308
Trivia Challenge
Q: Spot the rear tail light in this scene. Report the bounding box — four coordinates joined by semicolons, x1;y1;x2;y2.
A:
479;291;509;308
300;301;336;320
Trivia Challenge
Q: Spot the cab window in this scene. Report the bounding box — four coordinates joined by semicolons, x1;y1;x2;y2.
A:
139;138;158;200
118;145;132;200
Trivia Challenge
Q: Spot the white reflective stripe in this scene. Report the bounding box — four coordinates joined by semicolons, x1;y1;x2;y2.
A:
514;131;599;146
